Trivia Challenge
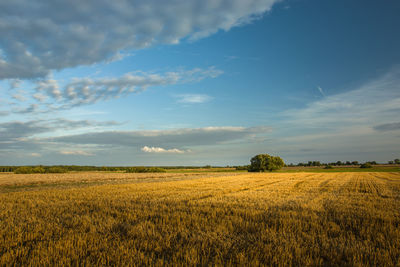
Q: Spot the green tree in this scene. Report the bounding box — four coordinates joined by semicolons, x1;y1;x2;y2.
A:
394;159;400;164
360;163;372;168
248;154;285;172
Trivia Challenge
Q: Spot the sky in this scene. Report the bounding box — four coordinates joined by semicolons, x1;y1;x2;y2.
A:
1;0;400;166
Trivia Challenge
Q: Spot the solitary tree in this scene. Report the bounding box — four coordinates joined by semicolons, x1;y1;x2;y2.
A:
248;154;285;172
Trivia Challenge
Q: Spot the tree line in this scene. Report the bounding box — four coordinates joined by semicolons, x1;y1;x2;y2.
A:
1;157;399;174
0;165;168;174
235;156;400;171
0;165;231;173
288;159;400;167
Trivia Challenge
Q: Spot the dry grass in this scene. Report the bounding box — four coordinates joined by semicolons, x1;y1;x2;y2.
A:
0;172;236;193
1;172;399;266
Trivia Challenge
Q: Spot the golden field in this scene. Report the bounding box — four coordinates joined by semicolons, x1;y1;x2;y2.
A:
1;171;399;266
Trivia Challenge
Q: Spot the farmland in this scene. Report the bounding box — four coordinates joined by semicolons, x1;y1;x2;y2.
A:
1;171;400;266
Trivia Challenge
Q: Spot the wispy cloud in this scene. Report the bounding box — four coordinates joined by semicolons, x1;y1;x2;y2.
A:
12;90;28;101
14;104;39;114
373;122;400;132
284;69;400;128
46;126;271;148
9;79;21;89
32;93;48;102
141;146;186;154
176;94;212;104
7;67;222;113
0;119;120;143
273;68;400;162
60;150;94;156
0;0;279;80
317;86;325;96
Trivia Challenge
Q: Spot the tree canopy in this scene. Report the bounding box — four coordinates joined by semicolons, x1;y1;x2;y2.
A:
249;154;285;172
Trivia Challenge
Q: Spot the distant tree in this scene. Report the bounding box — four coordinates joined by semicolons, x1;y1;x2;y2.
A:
248;154;284;172
14;166;45;174
46;167;67;173
126;167;166;173
360;163;372;169
32;166;45;173
324;165;333;169
388;161;394;165
394;159;400;164
235;165;249;171
14;166;33;174
345;161;351;165
336;161;342;166
351;161;359;165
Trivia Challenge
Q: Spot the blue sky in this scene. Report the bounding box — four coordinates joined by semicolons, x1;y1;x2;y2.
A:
1;0;399;166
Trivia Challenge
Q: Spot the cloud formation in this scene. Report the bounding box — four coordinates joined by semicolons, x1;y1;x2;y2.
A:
0;123;271;164
0;0;278;80
29;68;221;110
47;126;271;148
0;119;120;143
0;122;270;150
141;146;186;154
176;94;212;104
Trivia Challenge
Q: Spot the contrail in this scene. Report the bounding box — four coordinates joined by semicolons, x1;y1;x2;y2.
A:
317;86;325;96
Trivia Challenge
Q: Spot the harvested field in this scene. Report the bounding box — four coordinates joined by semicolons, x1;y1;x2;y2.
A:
1;172;399;265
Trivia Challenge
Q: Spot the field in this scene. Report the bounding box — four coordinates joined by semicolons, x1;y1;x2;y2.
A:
1;171;400;266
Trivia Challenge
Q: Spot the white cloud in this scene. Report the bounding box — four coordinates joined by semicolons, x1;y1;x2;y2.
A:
0;0;279;80
141;146;186;154
60;150;94;156
176;94;212;104
29;153;41;157
30;67;222;110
